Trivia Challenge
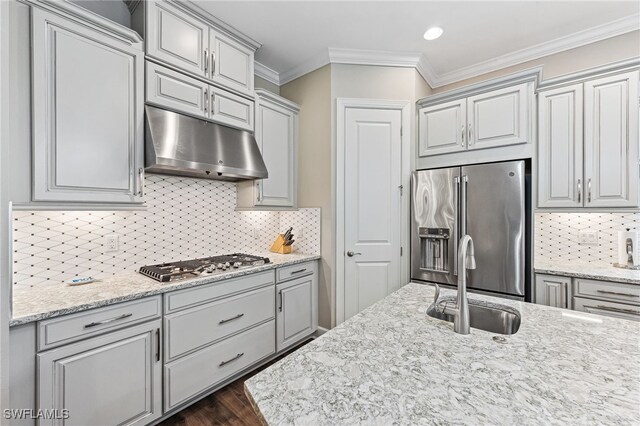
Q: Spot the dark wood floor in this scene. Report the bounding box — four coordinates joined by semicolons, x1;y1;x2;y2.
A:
160;339;311;426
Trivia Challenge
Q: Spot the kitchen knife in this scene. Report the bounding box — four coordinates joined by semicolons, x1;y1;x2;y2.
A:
283;227;293;240
284;239;295;246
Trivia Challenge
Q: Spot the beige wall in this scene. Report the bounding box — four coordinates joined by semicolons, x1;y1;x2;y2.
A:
280;65;332;329
432;30;640;93
254;75;280;95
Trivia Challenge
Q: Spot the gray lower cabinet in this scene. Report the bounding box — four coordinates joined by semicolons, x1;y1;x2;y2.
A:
276;262;319;352
573;297;640;321
535;274;570;309
37;320;162;426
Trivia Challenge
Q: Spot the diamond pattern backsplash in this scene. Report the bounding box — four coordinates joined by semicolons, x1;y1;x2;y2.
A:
535;212;640;265
12;174;320;287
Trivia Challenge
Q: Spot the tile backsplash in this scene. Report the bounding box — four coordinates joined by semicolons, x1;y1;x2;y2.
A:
535;212;639;265
12;174;320;286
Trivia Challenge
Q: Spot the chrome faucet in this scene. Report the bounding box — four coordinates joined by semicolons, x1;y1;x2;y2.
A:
435;235;476;335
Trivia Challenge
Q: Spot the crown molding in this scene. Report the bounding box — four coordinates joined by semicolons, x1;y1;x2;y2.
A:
264;14;639;89
254;61;281;86
428;14;640;88
279;50;330;85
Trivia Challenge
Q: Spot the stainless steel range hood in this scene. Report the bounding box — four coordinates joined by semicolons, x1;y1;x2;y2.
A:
144;105;268;181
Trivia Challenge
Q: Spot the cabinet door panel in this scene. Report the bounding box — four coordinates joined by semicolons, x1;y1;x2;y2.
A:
276;272;318;352
38;321;161;426
210;31;254;96
584;71;639;207
537;84;584;208
210;86;254;131
256;102;295;206
146;1;207;77
418;99;466;157
535;274;569;309
32;9;143;203
467;83;529;150
146;61;207;118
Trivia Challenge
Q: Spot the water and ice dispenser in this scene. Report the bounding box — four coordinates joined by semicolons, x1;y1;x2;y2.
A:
419;227;450;272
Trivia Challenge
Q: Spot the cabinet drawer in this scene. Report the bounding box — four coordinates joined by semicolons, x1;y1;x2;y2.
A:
37;296;161;351
573;297;640;322
210;86;254;131
165;286;274;361
164;270;274;314
573;278;640;305
146;61;207;118
277;261;316;283
164;320;275;410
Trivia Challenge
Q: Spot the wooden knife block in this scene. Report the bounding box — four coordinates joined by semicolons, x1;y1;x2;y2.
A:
270;234;292;254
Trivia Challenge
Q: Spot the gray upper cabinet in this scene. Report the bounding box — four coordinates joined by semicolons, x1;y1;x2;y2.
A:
31;7;144;204
538;69;639;208
145;1;256;98
38;320;162;426
146;1;208;78
584;71;639;208
418;82;532;159
418;99;467;157
237;91;299;209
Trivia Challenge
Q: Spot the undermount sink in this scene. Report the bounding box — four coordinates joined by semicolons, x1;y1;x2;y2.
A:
427;297;521;335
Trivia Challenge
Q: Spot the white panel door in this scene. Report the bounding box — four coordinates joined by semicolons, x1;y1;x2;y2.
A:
344;108;402;320
538;84;584;208
32;8;143;203
584;71;639;208
418;99;466;157
38;321;162;426
209;86;254;131
210;30;254;96
146;1;208;78
467;83;529;150
256;101;296;206
146;61;208;118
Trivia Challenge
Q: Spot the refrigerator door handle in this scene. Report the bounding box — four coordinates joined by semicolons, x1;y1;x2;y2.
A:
461;175;468;238
453;176;460;276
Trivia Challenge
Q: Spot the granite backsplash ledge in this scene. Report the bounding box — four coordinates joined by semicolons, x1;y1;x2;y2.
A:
12;174;320;287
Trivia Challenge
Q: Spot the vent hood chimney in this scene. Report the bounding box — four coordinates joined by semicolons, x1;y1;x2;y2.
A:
144;105;268;181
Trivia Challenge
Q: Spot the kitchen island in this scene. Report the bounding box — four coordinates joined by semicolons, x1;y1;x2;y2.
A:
245;283;640;425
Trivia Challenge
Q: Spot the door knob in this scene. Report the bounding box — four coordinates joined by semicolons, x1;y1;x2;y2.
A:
347;251;362;257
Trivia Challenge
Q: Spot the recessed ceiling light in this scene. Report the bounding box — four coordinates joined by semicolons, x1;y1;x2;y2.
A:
423;27;443;41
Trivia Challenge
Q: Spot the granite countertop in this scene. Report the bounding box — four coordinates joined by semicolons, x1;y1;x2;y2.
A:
245;283;640;425
535;260;640;285
10;252;320;326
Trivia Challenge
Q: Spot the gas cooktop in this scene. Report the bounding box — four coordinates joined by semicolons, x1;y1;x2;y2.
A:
139;253;270;282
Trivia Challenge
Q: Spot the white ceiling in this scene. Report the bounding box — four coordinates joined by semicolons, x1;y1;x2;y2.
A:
195;1;640;86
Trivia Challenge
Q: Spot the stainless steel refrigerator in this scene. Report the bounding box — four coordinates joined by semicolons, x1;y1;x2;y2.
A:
411;160;530;300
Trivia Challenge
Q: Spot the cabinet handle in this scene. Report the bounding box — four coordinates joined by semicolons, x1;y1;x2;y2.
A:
138;168;144;197
84;313;132;328
467;125;473;145
219;352;244;367
460;125;465;146
219;313;245;324
596;289;639;298
155;328;160;362
278;290;283;312
204;88;208;113
256;182;262;202
290;268;307;274
204;49;208;75
212;51;216;75
577;179;581;203
587;178;592;203
583;305;639;316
